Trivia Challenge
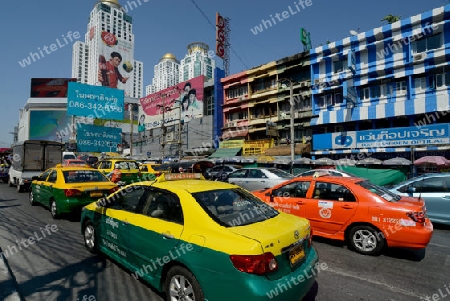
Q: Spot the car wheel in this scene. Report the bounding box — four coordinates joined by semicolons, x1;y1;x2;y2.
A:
50;199;59;219
29;191;36;206
348;225;384;255
83;221;97;254
165;266;204;301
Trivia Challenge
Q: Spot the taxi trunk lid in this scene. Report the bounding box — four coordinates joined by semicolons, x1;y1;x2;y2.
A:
228;213;312;279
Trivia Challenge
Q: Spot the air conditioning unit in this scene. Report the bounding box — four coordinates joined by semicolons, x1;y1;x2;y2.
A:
227;121;237;127
413;53;427;62
301;82;308;87
314;79;322;85
166;132;174;141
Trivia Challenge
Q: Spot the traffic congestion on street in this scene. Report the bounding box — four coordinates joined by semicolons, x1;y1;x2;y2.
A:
0;155;449;300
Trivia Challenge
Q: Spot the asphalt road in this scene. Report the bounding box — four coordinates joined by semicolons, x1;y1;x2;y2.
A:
0;183;449;301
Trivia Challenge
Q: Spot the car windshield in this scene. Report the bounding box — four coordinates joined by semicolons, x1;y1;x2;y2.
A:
356;180;401;202
117;161;139;169
192;188;279;227
63;170;109;183
153;164;169;171
266;168;294;178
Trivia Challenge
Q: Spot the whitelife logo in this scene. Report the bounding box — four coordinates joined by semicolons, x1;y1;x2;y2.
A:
250;0;313;35
18;31;81;68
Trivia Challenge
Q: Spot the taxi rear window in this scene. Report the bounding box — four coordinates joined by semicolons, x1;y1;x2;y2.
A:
192;189;279;227
63;170;109;183
356;180;401;202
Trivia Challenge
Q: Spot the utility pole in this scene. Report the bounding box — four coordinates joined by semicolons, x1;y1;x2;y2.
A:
178;102;182;161
129;103;133;156
278;78;297;173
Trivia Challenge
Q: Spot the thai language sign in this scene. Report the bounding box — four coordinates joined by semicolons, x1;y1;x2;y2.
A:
67;82;124;120
76;124;122;152
313;124;450;150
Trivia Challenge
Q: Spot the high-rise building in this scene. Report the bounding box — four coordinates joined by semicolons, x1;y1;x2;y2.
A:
145;53;180;96
72;0;143;98
179;42;215;82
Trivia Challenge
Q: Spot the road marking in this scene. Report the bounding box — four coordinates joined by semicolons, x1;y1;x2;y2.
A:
429;242;450;249
324;267;424;298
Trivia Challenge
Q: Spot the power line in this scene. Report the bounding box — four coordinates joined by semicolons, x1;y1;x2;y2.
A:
188;0;249;70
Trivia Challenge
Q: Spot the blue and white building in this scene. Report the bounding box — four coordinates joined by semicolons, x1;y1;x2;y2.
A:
309;4;450;160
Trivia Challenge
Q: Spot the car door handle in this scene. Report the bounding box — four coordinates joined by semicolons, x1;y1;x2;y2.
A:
162;233;174;239
342;205;354;209
296;201;305;205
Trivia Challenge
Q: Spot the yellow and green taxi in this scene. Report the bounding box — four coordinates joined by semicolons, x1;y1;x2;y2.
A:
81;173;319;301
30;164;118;219
96;158;154;184
138;162;168;179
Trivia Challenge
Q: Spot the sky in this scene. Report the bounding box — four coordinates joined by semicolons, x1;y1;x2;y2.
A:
0;0;447;147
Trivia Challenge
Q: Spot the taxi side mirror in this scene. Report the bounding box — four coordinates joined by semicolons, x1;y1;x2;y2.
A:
407;186;416;193
32;176;39;181
265;191;274;202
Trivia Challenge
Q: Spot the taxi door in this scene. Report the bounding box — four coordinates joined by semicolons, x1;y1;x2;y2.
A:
40;170;58;208
98;187;148;264
268;180;311;217
304;181;358;235
31;169;52;204
126;189;184;280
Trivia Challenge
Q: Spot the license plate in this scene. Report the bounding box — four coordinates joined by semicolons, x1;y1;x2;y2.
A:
90;191;103;197
289;244;305;266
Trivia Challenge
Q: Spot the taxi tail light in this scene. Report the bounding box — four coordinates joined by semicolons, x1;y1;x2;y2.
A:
64;189;83;197
308;230;313;248
406;211;426;223
109;186;119;194
229;252;278;275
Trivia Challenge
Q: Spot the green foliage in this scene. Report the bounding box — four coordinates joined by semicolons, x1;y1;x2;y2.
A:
381;14;401;24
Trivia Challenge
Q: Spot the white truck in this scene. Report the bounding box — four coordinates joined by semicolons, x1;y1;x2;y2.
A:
8;140;63;192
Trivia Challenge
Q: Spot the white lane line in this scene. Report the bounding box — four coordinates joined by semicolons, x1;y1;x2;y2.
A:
429;242;450;249
324;267;424;298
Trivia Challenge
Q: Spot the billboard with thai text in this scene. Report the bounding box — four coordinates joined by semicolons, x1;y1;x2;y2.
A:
76;124;122;153
67;82;124;120
30;78;77;98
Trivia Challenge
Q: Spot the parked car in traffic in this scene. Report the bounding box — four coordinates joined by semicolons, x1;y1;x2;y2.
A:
226;168;294;191
30;164;118;219
78;154;99;167
389;173;450;225
96;158;149;184
81;173;318;301
204;164;242;180
253;173;433;256
296;169;358;178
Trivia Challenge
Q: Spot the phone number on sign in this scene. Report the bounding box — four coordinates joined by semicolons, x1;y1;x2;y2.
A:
78;140;113;147
68;101;123;113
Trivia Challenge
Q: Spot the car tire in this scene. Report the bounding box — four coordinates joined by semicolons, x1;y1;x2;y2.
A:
29;191;36;206
83;221;97;254
165;266;204;301
50;199;59;219
348;225;384;255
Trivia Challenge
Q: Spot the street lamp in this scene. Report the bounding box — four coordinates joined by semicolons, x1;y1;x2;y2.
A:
278;78;297;172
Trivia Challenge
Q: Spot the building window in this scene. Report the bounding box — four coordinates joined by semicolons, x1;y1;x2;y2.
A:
413;33;443;53
360;87;370;100
333;60;347;73
370;86;380;98
436;73;450;88
396;81;407;95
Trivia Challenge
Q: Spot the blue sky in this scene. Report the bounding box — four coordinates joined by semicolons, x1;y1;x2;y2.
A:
0;0;446;147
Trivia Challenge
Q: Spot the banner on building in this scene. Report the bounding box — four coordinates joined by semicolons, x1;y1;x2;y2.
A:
139;75;205;131
29;110;71;141
67;82;124;120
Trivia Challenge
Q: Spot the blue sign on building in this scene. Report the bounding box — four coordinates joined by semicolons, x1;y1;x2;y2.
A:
67;82;124;120
77;124;122;153
314;123;450;150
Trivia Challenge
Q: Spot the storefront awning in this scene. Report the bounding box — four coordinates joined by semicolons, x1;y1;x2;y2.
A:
311;145;450;155
209;148;242;158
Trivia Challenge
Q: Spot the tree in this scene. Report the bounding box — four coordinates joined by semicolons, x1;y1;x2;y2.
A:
381;14;401;24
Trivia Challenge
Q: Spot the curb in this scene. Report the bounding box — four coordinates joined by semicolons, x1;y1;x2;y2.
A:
0;252;22;301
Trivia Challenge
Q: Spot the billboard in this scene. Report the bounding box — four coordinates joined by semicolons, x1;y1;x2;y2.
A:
30;78;77;98
29;110;71;141
76;124;122;153
96;30;134;92
139;75;205;131
67;82;124;120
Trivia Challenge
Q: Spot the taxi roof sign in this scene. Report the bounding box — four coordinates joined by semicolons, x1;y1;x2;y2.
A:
156;173;204;182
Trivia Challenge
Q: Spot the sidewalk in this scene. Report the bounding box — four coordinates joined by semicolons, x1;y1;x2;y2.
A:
0;250;22;301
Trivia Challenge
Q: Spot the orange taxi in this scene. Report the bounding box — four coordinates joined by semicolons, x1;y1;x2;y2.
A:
253;172;433;256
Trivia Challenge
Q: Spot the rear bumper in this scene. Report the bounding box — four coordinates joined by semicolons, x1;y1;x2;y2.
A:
385;220;433;249
199;246;320;301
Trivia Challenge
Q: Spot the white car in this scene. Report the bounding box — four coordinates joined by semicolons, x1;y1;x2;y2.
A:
226;168;294;191
296;169;357;178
